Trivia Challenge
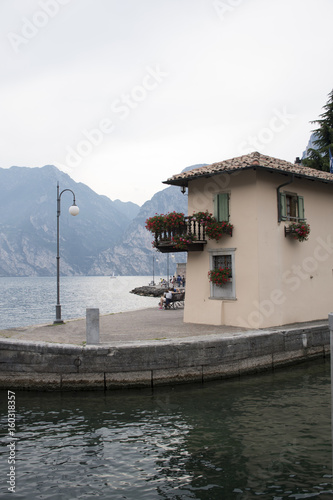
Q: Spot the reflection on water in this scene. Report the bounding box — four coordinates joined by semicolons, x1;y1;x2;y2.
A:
0;359;332;499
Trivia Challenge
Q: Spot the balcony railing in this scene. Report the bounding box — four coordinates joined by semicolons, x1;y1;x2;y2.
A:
154;216;207;253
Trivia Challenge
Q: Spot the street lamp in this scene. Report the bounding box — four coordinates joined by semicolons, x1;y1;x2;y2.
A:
167;253;175;284
152;255;158;286
54;182;79;324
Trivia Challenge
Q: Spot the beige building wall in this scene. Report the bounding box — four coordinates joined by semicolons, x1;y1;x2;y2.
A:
184;169;333;328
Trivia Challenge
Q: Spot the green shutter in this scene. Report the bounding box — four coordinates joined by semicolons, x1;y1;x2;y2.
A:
297;196;305;220
280;193;286;221
215;193;229;222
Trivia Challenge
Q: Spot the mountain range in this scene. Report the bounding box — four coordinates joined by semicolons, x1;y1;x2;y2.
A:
3;135;316;279
0;164;205;277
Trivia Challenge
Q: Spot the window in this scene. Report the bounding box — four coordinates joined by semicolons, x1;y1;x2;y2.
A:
209;248;236;300
213;254;232;273
280;192;305;222
214;193;229;222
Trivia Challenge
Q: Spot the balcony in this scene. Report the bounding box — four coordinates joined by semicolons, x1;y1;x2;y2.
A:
153;216;207;253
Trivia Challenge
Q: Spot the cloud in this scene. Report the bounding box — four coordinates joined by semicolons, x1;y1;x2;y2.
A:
1;0;333;204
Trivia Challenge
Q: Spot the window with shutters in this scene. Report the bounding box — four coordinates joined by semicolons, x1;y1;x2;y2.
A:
280;192;305;222
214;193;230;222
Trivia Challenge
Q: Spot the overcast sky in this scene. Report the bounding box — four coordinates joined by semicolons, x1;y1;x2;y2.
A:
1;0;333;205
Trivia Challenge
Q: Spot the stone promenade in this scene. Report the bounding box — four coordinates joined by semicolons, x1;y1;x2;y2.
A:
0;307;247;345
0;308;329;391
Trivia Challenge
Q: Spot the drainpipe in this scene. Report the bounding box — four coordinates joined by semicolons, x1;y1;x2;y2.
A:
277;174;294;222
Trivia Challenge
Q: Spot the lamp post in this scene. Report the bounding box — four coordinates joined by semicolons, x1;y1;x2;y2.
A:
54;182;79;324
152;256;158;286
167;253;175;284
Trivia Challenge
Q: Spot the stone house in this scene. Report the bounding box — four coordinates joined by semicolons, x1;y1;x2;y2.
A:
154;151;333;328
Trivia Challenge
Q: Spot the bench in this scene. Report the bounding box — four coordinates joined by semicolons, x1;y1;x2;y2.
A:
164;292;185;309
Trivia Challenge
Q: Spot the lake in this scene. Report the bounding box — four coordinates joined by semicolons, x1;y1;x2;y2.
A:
0;276;332;498
0;276;161;329
0;359;331;499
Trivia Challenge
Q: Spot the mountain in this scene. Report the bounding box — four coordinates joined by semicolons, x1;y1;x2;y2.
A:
0;165;139;276
0;164;206;277
88;164;207;277
89;184;188;276
112;199;140;220
302;132;319;159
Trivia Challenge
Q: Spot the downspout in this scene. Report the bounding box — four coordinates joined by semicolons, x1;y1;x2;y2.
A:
277;174;294;222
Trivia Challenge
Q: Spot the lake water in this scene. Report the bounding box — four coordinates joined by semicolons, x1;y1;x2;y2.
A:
0;359;332;499
0;277;332;498
0;276;162;329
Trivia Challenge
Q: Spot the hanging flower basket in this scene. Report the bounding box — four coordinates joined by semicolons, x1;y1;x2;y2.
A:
284;222;310;242
191;210;214;224
205;220;233;241
208;267;231;287
171;233;197;250
145;212;185;233
164;212;185;230
145;214;166;233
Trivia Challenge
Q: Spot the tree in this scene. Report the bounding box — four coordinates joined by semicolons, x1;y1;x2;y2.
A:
302;89;333;171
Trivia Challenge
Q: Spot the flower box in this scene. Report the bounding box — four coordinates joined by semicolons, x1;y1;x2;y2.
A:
208;267;231;287
284;222;310;242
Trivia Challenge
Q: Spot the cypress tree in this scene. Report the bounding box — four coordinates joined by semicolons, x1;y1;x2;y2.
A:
302;89;333;171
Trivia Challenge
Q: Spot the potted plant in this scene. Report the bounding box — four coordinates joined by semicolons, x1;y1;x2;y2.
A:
208;267;231;286
285;222;310;242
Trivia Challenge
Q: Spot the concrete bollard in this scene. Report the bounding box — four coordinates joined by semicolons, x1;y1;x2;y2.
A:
86;308;99;345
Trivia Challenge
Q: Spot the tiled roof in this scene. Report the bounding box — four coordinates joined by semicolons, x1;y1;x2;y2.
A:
164;151;333;186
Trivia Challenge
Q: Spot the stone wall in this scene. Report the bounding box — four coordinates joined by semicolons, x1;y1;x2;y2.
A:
0;323;329;391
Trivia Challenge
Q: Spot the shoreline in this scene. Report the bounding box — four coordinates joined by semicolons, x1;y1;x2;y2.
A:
0;308;329;391
0;275;163;330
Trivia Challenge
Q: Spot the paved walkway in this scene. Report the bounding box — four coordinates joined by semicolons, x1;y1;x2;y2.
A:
0;307;328;347
0;307;249;345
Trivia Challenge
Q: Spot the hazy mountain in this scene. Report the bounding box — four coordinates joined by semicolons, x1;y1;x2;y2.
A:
88;164;207;277
0;165;139;276
0;163;206;277
89;185;188;276
302;132;319;159
112;199;140;220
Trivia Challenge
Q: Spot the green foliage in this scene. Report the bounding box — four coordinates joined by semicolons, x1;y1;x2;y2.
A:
303;89;333;171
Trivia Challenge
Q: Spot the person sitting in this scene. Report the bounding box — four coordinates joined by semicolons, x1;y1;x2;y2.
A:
158;294;166;309
164;289;174;309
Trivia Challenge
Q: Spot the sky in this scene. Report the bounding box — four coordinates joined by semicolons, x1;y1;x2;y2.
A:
1;0;333;206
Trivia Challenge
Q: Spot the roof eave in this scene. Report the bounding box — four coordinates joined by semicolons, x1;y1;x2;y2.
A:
163;166;252;187
163;165;333;187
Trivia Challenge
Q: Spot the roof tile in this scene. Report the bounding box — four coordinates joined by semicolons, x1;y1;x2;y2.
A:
164;152;333;186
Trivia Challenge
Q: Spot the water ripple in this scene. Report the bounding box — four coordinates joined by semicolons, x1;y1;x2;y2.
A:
0;359;331;499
